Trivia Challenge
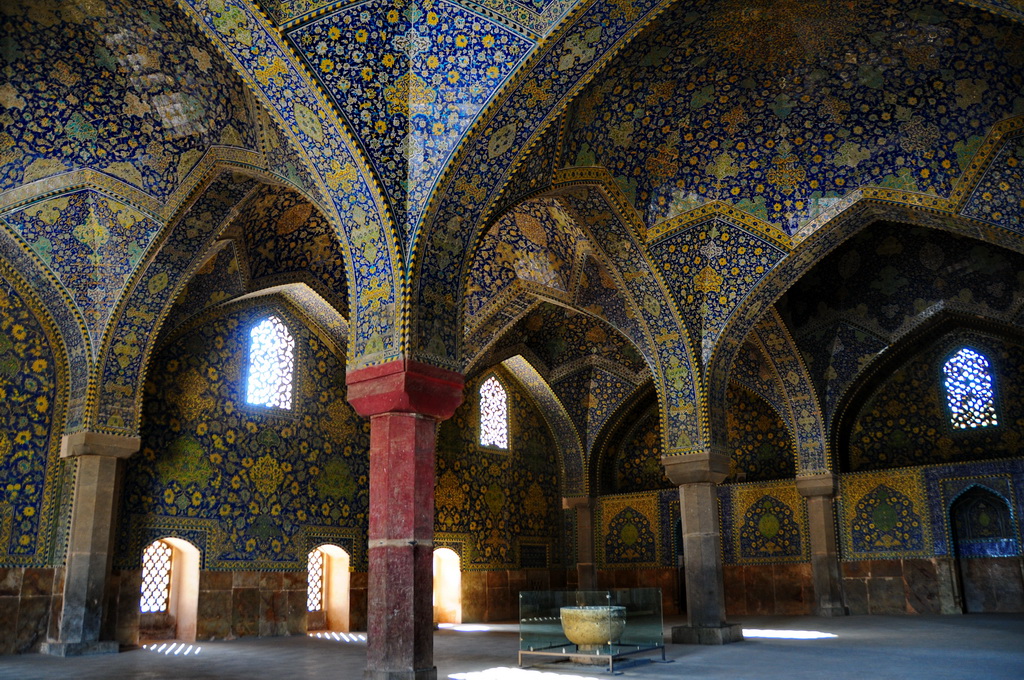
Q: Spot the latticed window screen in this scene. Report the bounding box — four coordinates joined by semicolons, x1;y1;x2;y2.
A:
479;375;508;449
246;316;295;409
307;548;325;612
140;540;172;613
943;347;999;429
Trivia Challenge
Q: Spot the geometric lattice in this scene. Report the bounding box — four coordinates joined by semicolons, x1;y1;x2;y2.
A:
246;316;295;409
140;540;172;613
943;348;998;429
307;548;324;612
479;375;508;449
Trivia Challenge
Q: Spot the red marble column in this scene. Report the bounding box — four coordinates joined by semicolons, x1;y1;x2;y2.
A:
348;360;464;680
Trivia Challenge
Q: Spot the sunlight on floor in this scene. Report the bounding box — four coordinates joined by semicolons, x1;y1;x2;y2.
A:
438;623;493;632
742;629;838;639
450;668;599;680
141;642;201;655
308;631;367;643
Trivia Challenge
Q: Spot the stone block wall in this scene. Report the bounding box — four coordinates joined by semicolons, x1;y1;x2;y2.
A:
0;567;62;654
596;567;682;616
108;568;356;644
723;563;813;616
841;558;960;614
461;568;571;622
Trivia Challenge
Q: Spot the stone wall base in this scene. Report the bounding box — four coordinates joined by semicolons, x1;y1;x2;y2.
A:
671;623;744;645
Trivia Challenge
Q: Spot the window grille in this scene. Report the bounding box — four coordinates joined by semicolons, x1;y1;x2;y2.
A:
246;316;295;409
307;548;325;612
943;347;998;429
479;375;508;449
140;540;172;613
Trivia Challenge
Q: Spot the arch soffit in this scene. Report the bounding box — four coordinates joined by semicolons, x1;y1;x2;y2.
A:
829;312;1024;466
408;0;681;370
500;353;584;497
706;115;1024;442
170;0;402;369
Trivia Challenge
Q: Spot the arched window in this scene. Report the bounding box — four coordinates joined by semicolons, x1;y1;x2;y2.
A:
246;315;295;409
479;375;508;449
943;347;998;429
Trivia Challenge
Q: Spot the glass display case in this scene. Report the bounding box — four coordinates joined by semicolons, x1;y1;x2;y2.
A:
518;588;666;672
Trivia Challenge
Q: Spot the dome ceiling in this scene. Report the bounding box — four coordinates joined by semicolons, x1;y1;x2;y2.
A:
0;0;260;200
561;0;1024;233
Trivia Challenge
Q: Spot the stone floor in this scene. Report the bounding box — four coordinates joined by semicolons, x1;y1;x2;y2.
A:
1;615;1022;680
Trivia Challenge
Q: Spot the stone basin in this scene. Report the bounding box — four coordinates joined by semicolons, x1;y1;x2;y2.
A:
559;605;627;652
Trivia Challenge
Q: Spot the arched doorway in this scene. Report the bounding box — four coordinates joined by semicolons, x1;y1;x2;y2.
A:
433;548;461;624
139;537;200;641
951;486;1023;613
307;544;351;632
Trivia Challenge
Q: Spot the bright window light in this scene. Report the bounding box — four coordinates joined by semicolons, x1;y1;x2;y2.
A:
437;623;492;632
742;629;837;639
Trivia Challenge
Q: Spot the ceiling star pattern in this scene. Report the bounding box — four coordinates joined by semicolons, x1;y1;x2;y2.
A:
286;0;533;238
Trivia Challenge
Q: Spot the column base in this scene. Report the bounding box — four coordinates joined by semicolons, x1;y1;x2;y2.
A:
671;623;744;645
365;668;437;680
40;641;120;657
816;603;848;617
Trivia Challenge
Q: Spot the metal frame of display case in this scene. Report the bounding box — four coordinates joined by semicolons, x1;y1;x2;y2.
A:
517;589;671;674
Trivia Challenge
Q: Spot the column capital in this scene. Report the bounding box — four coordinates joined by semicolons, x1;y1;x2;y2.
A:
661;446;731;485
562;496;592;510
796;472;837;498
346;359;464;420
60;431;140;459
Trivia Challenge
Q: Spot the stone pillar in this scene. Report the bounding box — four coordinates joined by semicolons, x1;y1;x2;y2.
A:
663;449;743;645
347;360;463;680
796;473;846;616
563;496;596;590
42;432;139;657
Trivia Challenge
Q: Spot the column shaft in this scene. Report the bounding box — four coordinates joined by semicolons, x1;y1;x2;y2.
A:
798;474;846;616
679;481;727;626
565;498;596;590
347;360;464;680
365;412;438;680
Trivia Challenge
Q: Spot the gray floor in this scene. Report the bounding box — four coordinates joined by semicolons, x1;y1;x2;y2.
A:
1;615;1022;680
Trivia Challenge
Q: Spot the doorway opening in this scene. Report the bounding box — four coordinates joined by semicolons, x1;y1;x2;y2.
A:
139;537;200;641
307;544;351;632
433;547;461;624
951;485;1023;613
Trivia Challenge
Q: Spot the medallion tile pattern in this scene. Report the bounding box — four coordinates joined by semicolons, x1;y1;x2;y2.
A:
466;199;581;320
599;494;660;568
649;217;787;364
238;186;350;317
840;468;932;560
722;482;807;565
